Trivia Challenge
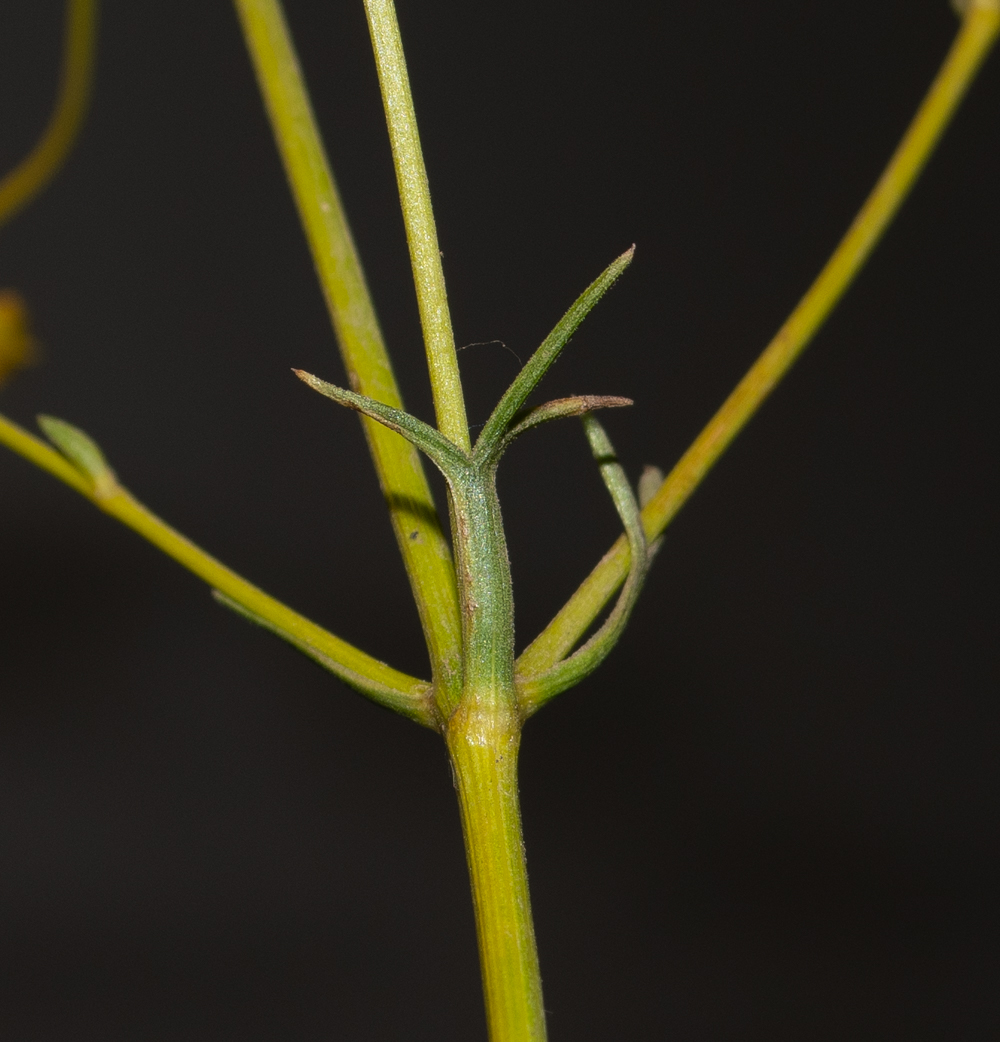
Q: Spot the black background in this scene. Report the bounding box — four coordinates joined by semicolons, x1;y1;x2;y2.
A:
1;1;998;1039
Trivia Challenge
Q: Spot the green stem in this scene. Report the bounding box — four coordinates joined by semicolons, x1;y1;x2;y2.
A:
0;412;433;723
517;1;1000;676
446;706;546;1042
450;482;545;1041
233;0;463;705
362;0;470;453
447;467;545;1040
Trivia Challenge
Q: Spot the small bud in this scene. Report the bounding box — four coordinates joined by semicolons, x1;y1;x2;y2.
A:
37;415;119;501
0;290;37;386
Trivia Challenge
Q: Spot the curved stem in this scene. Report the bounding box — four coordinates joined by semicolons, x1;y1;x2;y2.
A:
363;0;470;453
517;4;1000;674
517;415;648;713
0;0;98;229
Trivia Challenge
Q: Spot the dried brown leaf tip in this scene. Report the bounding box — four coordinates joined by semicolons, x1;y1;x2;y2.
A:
503;395;632;445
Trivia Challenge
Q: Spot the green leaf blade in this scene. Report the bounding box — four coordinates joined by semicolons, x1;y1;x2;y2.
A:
37;414;118;499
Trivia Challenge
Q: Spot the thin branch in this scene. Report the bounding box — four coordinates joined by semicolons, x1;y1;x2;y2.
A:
0;412;435;726
232;0;462;705
517;4;1000;677
0;0;98;229
362;0;470;453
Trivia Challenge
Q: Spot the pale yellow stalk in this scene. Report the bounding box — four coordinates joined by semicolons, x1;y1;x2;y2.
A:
0;0;98;228
517;2;1000;681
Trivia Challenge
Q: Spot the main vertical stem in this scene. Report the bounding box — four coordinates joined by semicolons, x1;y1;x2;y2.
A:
447;706;546;1042
446;469;547;1042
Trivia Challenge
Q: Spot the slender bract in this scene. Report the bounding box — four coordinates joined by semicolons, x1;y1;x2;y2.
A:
497;395;633;457
517;415;649;714
474;248;634;461
293;370;471;478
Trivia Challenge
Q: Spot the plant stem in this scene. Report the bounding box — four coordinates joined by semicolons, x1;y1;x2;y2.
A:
0;0;98;229
516;415;648;714
233;0;463;704
446;706;545;1042
363;0;471;453
441;460;545;1039
450;470;516;697
517;2;1000;676
0;411;433;721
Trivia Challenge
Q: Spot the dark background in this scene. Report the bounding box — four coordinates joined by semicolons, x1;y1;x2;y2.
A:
1;1;998;1038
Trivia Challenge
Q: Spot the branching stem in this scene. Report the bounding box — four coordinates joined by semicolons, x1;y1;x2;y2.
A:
233;0;462;702
1;6;996;1042
517;3;1000;677
0;412;432;723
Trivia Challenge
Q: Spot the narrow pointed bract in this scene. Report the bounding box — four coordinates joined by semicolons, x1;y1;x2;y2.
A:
474;248;634;461
516;414;649;713
496;395;632;458
294;368;470;478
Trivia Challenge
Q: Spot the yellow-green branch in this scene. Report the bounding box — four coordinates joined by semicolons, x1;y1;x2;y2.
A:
232;0;462;704
0;412;434;724
517;1;1000;678
0;0;98;229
